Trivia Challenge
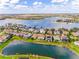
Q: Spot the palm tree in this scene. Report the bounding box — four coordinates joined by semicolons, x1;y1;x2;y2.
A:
67;30;72;42
45;28;49;34
51;28;55;35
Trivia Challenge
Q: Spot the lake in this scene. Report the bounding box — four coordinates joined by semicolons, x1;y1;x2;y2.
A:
2;40;79;59
0;17;79;29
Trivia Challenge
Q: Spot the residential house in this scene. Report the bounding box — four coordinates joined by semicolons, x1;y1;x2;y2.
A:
60;34;69;42
29;28;34;32
32;34;38;39
37;34;45;40
47;30;53;35
32;34;45;40
45;35;54;42
23;33;32;38
39;29;45;34
74;41;79;46
72;31;79;37
0;34;12;43
34;29;40;33
62;30;69;35
53;35;60;41
54;30;60;35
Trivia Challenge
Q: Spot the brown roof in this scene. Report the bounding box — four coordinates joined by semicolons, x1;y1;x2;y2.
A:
32;34;45;38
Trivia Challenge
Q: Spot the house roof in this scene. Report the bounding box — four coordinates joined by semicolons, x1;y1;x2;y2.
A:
61;34;68;39
72;32;79;36
0;35;6;42
32;34;45;38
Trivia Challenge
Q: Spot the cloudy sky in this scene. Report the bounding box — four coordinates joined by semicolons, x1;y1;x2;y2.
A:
0;0;79;14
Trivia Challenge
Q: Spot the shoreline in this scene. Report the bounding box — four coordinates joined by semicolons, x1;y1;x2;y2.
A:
1;40;78;56
0;35;79;59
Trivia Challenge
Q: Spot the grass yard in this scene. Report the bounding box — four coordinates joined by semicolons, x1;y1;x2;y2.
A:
0;55;52;59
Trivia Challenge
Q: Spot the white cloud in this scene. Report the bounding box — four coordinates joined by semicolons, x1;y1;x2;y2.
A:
10;0;20;4
15;5;29;10
0;0;79;14
72;0;79;7
0;0;20;7
0;0;9;3
51;0;64;3
32;1;45;8
33;2;42;5
0;0;21;10
0;4;79;14
0;0;9;6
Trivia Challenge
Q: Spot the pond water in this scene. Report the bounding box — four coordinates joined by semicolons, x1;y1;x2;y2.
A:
0;17;79;29
2;40;79;59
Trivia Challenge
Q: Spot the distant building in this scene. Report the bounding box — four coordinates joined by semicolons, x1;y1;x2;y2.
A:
29;28;34;32
34;29;39;33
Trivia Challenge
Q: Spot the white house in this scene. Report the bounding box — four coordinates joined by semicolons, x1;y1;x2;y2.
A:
54;30;60;35
53;35;60;41
29;28;34;32
23;33;32;38
45;35;54;42
39;29;45;34
72;31;79;37
34;29;39;33
74;41;79;46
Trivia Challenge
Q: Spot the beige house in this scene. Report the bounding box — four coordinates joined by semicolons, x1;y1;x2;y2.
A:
72;31;79;37
0;34;11;43
32;34;45;40
53;35;60;41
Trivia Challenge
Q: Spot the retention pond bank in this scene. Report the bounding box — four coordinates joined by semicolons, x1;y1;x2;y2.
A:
2;40;79;59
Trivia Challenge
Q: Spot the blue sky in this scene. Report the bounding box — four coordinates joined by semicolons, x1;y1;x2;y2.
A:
0;0;79;14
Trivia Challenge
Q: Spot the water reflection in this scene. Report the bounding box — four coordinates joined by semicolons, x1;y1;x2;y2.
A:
0;17;79;29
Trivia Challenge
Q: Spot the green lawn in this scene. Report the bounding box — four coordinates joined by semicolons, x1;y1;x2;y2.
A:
0;38;13;52
0;56;12;59
68;42;79;55
0;55;52;59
